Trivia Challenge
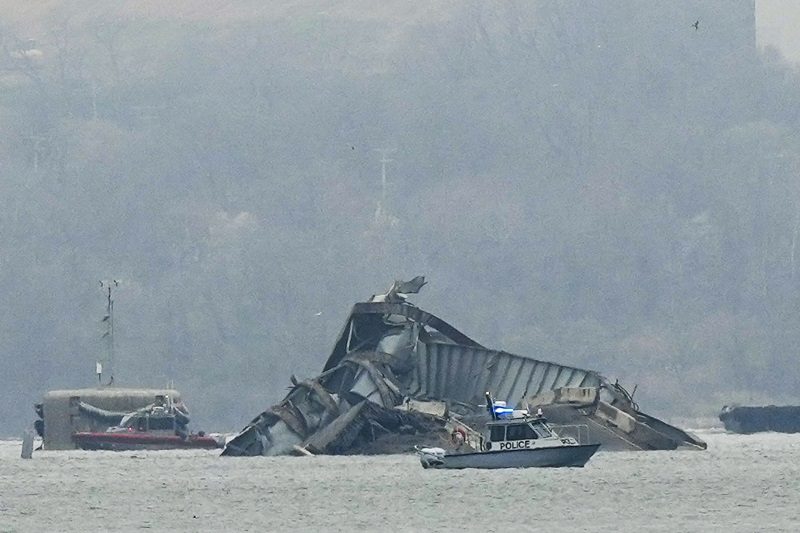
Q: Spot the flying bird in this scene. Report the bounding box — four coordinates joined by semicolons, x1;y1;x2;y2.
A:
692;20;699;31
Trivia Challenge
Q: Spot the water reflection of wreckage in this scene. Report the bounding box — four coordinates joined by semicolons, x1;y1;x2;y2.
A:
222;277;706;456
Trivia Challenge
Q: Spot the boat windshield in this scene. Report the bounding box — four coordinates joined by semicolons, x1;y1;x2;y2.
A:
490;425;505;442
489;419;555;442
506;423;538;441
531;420;553;438
148;416;175;431
119;413;135;428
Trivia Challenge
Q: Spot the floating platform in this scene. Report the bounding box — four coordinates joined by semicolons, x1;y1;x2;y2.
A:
35;388;182;450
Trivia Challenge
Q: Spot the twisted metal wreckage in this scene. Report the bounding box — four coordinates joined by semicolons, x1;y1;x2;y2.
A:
222;277;706;456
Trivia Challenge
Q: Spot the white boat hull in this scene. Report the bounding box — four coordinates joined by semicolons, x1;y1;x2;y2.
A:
419;444;600;469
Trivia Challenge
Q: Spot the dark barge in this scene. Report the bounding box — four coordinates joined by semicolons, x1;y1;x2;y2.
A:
720;404;800;434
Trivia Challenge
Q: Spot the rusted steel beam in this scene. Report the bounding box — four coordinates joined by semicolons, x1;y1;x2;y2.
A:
352;302;483;348
324;302;482;371
295;380;340;417
270;401;309;439
341;358;398;407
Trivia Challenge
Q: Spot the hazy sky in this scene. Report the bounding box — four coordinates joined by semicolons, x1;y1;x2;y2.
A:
757;0;800;61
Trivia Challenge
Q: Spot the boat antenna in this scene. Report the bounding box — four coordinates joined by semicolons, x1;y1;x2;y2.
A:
485;392;497;420
98;280;119;386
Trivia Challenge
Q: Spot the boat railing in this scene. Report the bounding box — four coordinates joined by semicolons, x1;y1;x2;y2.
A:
550;424;590;444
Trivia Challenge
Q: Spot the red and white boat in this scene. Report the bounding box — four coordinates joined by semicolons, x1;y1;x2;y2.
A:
72;430;222;451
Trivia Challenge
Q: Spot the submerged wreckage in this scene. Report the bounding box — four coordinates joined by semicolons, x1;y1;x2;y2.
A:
223;277;705;456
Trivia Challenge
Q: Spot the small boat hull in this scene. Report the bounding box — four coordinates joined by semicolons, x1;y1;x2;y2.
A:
420;444;600;469
72;432;221;451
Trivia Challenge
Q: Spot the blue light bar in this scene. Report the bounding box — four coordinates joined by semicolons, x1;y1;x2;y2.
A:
493;406;514;419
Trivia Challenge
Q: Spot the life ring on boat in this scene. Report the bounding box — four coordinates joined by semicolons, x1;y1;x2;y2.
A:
450;427;467;448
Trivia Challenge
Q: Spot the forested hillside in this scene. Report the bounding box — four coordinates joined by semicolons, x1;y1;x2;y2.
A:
1;1;797;434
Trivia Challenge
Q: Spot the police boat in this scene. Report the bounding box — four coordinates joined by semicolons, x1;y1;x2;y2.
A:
416;393;600;469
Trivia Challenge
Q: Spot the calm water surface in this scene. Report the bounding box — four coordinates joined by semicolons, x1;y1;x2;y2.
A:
1;430;798;532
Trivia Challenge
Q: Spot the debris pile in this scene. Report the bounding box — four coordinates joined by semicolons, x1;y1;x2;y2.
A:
223;277;706;456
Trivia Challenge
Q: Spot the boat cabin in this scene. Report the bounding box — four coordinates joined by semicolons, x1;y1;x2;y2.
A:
482;394;578;451
489;417;553;442
487;416;553;446
116;410;177;433
484;414;578;451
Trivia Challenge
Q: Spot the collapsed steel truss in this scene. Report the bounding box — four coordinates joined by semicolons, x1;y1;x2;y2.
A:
223;277;705;456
